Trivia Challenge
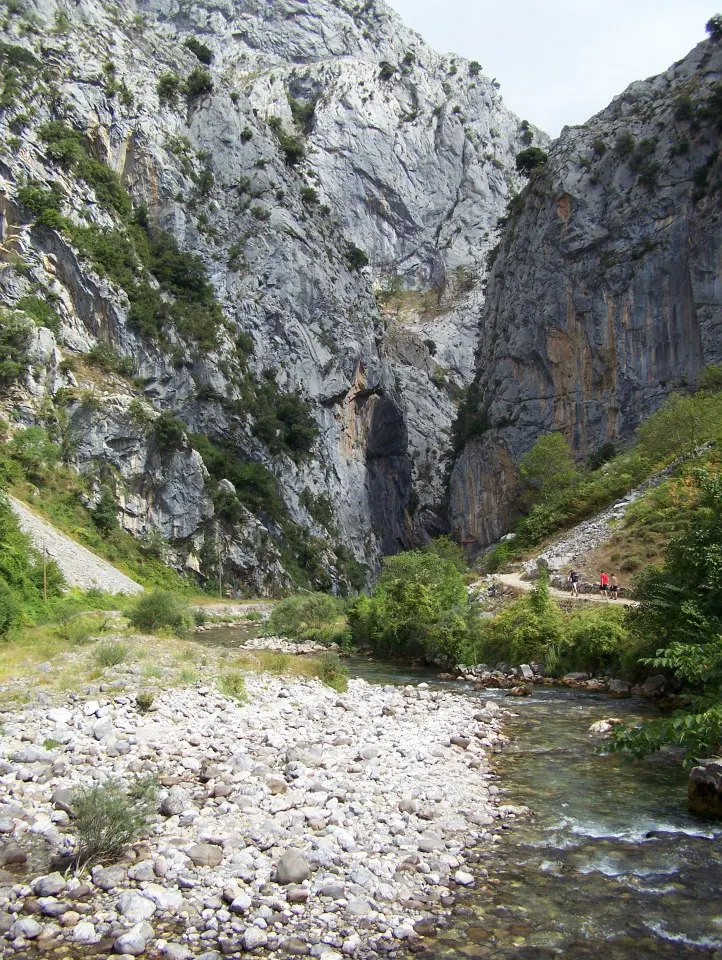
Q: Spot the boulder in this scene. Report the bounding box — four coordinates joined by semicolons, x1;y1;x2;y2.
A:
114;920;154;956
276;849;311;884
688;762;722;819
607;679;631;697
187;843;222;867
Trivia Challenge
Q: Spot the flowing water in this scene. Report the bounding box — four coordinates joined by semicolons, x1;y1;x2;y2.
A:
203;631;722;957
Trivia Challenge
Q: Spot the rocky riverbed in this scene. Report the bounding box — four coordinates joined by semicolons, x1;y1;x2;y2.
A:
0;673;512;959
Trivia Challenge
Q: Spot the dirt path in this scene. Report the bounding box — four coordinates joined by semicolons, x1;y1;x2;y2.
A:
478;572;638;607
8;495;143;595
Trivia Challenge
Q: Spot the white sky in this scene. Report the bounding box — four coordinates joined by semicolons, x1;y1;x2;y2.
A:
386;0;717;136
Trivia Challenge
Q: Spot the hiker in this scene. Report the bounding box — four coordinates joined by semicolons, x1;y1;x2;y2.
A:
569;569;579;597
599;571;609;598
610;574;619;600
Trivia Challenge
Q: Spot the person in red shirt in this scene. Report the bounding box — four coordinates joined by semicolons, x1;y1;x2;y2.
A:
599;571;609;597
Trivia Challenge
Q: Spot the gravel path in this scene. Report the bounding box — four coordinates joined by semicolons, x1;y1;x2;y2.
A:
492;572;638;607
8;495;143;595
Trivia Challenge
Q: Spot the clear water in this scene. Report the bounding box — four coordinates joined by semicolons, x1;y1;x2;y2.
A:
191;633;722;956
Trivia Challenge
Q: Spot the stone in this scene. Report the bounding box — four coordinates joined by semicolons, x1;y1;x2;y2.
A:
243;927;269;950
33;872;67;897
276;849;311;884
72;920;99;944
454;870;474;886
51;788;75;816
47;708;73;724
10;916;43;939
143;883;184;913
688;762;722;819
608;679;632;697
230;894;252;914
117;891;156;923
163;944;192;960
160;787;191;817
114;920;155;956
187;843;223;868
450;736;470;749
641;675;668;698
93;865;128;891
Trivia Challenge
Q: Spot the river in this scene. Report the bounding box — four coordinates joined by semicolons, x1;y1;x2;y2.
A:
201;629;722;958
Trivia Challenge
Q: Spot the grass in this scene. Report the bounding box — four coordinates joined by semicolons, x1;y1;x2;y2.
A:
92;641;130;668
218;671;247;702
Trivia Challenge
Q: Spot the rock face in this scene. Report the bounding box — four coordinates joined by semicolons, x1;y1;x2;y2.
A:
0;0;535;588
451;39;722;546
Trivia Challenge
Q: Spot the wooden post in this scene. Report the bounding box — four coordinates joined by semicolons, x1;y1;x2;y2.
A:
216;529;222;600
43;540;47;602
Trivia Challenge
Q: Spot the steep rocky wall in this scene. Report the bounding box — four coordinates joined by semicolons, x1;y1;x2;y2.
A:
0;0;536;590
451;39;722;547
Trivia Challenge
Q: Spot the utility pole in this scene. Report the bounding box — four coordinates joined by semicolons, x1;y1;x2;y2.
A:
43;540;47;602
216;528;222;600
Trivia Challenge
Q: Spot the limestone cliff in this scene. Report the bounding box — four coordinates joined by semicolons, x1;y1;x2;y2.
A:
0;0;536;590
451;39;722;547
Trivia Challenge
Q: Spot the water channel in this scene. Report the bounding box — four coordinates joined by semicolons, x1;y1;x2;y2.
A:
201;627;722;958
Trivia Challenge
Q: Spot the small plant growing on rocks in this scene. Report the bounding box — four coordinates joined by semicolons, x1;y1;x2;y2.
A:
71;776;157;867
317;652;348;692
218;672;247;702
93;641;129;668
135;690;155;713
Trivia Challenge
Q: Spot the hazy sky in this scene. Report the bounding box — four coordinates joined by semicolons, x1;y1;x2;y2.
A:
386;1;717;137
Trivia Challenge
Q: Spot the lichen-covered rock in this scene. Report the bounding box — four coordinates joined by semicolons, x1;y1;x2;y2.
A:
688;762;722;819
451;40;722;546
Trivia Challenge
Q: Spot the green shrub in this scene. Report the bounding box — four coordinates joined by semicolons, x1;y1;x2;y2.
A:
87;342;133;377
91;487;118;534
218;672;247;702
301;186;318;204
706;14;722;40
71;776;157;866
153;412;186;452
350;550;481;664
17;180;65;218
129;590;193;636
614;131;635;159
189;433;286;520
0;312;33;389
183;68;213;102
93;641;129;667
38;121;131;217
469;61;481;77
135;690;155;713
345;244;369;269
157;71;181;105
250;380;318;458
317;651;348;692
15;295;60;334
449;378;489;455
479;575;563;667
267;593;349;646
559;606;630;673
636;392;722;465
55;611;111;646
423;536;467;572
379;61;395;81
519;433;578;502
699;364;722;394
515;147;548;175
184;36;212;64
0;578;20;637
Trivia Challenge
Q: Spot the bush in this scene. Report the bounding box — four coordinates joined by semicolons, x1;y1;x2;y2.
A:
345;244;369;269
183;68;213;102
0;312;33;390
189;433;286;520
71;777;157;866
135;690;154;713
699;364;722;394
636;392;722;465
129;590;194;636
379;61;395;81
614;131;635;159
0;578;20;637
17;180;65;218
92;487;118;534
184;36;212;64
153;412;186;452
317;651;348;692
87;342;133;377
157;71;181;105
93;641;129;667
15;295;60;334
267;593;349;646
478;575;564;667
55;611;111;646
218;672;247;702
469;61;481;77
350;551;481;664
515;147;548;175
706;14;722;40
560;607;629;673
519;433;578;503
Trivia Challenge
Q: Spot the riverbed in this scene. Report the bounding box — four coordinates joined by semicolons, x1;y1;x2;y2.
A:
199;626;722;958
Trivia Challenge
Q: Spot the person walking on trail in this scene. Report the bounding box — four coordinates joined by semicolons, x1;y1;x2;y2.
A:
599;571;609;598
569;569;579;597
610;574;619;600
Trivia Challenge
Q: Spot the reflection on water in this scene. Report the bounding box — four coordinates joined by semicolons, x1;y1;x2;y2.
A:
200;635;722;958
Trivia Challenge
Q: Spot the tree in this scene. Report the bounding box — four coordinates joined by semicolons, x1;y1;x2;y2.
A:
0;312;33;390
610;470;722;764
706;14;722;41
515;147;548;176
635;392;722;465
519;433;578;503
